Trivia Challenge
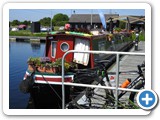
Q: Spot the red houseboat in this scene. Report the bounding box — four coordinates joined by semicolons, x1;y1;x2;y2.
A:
20;30;133;109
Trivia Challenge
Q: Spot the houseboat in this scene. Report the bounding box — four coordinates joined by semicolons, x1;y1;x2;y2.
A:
19;30;133;109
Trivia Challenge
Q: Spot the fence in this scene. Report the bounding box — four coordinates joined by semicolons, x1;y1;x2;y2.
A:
61;50;145;109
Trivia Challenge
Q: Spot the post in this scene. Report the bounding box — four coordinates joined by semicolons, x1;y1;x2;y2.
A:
50;10;52;32
91;9;93;28
109;17;113;34
135;33;139;51
62;55;65;109
115;53;120;109
126;17;130;32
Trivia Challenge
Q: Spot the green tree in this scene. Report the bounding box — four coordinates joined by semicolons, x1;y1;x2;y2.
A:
52;13;69;26
10;20;20;26
22;20;31;25
39;17;51;27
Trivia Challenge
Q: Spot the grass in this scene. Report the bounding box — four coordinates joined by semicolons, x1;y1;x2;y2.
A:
54;26;60;31
9;26;61;37
9;30;47;37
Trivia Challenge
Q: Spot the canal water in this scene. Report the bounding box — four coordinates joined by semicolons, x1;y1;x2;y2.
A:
9;41;45;109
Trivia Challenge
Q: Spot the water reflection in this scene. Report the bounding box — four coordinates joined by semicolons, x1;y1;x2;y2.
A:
31;42;41;52
9;41;45;109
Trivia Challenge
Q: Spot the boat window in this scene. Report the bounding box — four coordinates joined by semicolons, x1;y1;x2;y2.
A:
98;41;106;51
51;41;57;58
73;38;90;66
75;24;78;29
60;42;69;52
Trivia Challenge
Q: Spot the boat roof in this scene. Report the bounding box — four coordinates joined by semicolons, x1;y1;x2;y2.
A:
48;31;108;39
49;31;92;37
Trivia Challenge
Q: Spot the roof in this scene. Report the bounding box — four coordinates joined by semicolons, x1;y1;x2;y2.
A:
69;14;119;23
18;24;27;28
127;16;145;24
49;31;93;37
107;15;145;24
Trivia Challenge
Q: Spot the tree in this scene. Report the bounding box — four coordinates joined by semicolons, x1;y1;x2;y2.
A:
22;20;31;26
39;17;51;27
52;13;69;26
10;20;20;26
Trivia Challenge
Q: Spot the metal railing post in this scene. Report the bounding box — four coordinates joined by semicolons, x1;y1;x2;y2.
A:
61;54;66;109
115;53;120;109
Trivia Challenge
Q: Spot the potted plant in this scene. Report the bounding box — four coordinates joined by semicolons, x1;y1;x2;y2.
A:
50;62;59;73
53;58;63;74
27;57;35;71
34;57;41;67
27;57;34;65
53;58;73;74
37;63;46;72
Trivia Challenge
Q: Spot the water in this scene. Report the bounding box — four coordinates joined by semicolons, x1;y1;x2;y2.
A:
9;41;45;109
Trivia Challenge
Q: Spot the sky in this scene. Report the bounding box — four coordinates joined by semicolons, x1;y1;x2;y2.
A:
9;9;145;22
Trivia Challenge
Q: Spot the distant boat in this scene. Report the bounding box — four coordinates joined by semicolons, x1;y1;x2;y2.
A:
41;27;49;32
11;27;19;31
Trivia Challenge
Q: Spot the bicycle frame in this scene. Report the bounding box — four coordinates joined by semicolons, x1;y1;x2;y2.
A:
101;65;145;102
118;75;145;99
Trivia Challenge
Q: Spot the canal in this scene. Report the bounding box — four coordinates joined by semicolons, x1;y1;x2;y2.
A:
9;41;45;109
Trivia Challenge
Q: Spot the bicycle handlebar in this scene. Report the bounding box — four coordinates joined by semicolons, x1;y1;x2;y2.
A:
137;62;145;74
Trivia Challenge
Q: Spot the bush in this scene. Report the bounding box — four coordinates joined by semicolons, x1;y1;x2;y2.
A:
131;31;145;41
114;27;121;32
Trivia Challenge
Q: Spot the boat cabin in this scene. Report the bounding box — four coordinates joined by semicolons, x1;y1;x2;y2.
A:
46;31;95;69
45;31;132;69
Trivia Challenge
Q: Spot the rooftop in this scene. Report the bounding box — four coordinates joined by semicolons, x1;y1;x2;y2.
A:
69;14;119;23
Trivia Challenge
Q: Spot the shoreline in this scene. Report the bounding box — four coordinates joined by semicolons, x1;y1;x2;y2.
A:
9;36;46;42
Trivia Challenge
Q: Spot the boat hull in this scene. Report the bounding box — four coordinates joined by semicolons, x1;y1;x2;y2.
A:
20;70;74;109
28;84;71;109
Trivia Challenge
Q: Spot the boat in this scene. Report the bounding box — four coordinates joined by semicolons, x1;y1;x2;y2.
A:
19;30;133;109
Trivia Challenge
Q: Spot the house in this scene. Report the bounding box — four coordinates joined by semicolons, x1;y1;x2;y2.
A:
68;14;119;31
18;24;27;30
105;15;145;32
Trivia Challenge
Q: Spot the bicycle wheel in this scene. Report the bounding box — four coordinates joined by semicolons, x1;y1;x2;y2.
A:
92;77;115;108
129;83;144;105
70;73;99;99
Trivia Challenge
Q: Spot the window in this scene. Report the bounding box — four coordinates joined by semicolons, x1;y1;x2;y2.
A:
51;41;57;58
75;24;78;29
98;41;105;51
60;42;69;52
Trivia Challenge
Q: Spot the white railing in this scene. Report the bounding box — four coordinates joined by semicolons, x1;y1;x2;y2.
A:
61;50;145;109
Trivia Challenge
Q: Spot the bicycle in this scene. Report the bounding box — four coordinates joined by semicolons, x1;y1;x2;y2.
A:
67;60;145;109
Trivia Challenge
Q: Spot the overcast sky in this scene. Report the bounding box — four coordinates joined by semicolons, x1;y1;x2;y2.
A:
9;9;145;22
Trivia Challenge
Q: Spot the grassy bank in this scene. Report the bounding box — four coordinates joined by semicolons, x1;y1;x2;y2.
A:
9;26;60;37
9;30;47;37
